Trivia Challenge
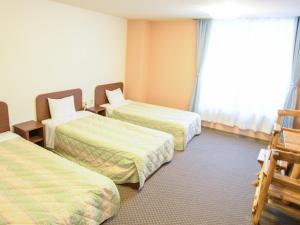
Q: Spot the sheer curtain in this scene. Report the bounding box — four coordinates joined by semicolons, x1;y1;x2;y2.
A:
283;18;300;128
190;19;212;112
194;18;296;134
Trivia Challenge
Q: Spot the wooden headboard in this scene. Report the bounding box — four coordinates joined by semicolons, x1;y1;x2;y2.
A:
36;89;82;122
0;102;10;133
94;82;123;106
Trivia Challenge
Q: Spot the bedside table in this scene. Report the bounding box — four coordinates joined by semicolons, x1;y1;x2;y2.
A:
13;120;45;147
86;106;106;116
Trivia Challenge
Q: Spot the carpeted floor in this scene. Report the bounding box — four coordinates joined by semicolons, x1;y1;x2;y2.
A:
104;128;300;225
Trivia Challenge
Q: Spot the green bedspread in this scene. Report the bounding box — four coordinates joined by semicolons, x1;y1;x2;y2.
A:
0;137;120;225
54;114;174;189
109;101;201;150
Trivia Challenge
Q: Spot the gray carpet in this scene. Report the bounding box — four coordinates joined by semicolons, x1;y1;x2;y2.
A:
104;128;300;225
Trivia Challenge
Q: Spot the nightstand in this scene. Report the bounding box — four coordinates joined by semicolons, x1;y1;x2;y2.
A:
87;106;106;116
13;120;45;147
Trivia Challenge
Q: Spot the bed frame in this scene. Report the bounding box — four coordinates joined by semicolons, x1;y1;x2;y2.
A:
94;82;123;106
36;89;82;122
0;102;10;133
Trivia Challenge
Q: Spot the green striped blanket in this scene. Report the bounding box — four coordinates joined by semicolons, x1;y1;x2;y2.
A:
109;101;201;150
0;137;120;225
54;115;174;189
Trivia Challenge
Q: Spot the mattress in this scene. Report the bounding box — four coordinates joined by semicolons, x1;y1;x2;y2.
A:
102;101;201;150
43;112;174;189
0;134;120;225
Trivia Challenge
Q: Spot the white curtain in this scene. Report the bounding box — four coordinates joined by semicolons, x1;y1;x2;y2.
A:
195;18;296;134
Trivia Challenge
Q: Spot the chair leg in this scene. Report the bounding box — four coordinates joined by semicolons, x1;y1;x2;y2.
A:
252;174;268;225
252;153;278;225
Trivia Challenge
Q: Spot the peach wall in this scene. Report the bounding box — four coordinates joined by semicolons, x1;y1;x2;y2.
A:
147;20;197;110
125;20;196;110
124;20;150;102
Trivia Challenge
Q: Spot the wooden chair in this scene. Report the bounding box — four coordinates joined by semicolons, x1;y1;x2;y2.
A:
252;109;300;224
271;109;300;179
252;149;300;224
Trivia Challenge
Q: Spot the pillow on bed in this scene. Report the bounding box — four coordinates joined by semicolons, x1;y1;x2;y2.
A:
48;96;76;119
0;131;19;142
105;88;126;107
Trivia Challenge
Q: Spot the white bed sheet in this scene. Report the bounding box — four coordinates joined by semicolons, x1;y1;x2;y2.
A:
42;111;93;149
100;100;201;145
0;131;19;142
101;100;131;117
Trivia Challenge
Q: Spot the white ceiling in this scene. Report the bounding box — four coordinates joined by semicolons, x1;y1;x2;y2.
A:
52;0;300;19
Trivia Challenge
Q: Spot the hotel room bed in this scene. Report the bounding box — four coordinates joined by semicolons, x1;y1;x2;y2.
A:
95;82;202;151
0;102;120;225
36;89;174;189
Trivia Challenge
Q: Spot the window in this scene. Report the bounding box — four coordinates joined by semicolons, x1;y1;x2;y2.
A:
197;18;296;133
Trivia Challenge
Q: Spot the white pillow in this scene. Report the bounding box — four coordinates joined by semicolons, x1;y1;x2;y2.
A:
105;88;126;107
0;131;19;142
48;96;76;119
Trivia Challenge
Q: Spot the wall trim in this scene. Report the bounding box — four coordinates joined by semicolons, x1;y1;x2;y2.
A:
202;121;271;142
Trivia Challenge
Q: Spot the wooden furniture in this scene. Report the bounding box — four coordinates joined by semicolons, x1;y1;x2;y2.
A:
36;89;82;122
94;82;123;106
271;109;300;179
13;121;45;147
87;106;106;116
0;102;10;133
257;149;288;172
252;109;300;224
252;149;300;224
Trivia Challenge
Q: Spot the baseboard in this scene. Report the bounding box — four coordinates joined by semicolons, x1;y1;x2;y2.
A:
202;121;271;142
